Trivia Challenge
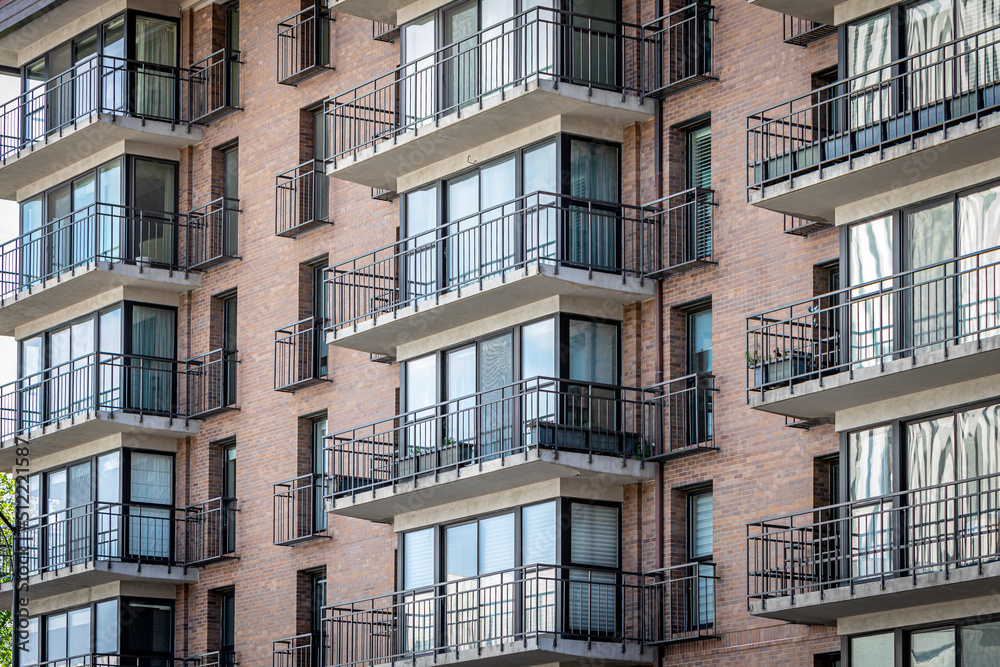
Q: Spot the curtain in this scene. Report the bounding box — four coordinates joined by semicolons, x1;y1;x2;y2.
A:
523;141;558;263
403;529;435;653
849;217;894;368
907;417;956;573
958;184;1000;342
906;202;955;353
906;1;954;112
849;427;894;578
133;159;177;264
128;453;172;560
478;334;513;456
957;0;1000;96
135;17;178;119
130;306;175;413
962;621;1000;664
958;403;1000;564
847;13;892;130
568;140;619;269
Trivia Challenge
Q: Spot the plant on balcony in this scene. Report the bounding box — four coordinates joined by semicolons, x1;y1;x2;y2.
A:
748;349;811;388
396;438;476;478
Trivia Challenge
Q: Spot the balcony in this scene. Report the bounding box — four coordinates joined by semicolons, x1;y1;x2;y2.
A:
782;15;836;48
326;193;657;357
640;3;716;99
184;497;239;565
324;8;652;190
782;214;832;237
641;188;716;277
747;26;1000;222
747;0;835;25
0;203;200;336
326;375;716;522
274;635;314;667
186;349;239;419
321;564;653;667
0;56;201;199
747;471;1000;625
278;6;335;86
745;245;1000;421
185;652;239;667
188;198;241;270
273;474;329;546
372;22;399;43
275;161;331;238
189;49;242;125
0;353;201;466
0;501;199;604
643;562;718;645
275;317;328;392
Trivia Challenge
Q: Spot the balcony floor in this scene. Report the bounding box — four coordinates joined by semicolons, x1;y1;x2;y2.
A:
328;264;655;357
747;0;834;24
0;561;198;610
749;559;1000;626
0;411;199;471
0;113;202;199
386;637;652;667
750;106;1000;223
750;334;1000;421
0;262;201;336
328;447;654;523
328;80;653;191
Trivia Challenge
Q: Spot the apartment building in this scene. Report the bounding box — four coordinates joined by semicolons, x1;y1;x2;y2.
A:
0;0;996;665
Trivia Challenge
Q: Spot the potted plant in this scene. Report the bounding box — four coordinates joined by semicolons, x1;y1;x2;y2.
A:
396;436;475;477
748;348;811;388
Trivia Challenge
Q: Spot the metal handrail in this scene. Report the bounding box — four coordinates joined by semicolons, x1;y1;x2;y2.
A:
642;561;718;644
187;197;241;269
184;496;239;564
326;191;658;334
324;6;644;165
272;473;327;545
746;243;1000;394
747;469;1000;607
277;5;335;85
189;48;242;123
747;23;1000;193
275;160;330;237
274;316;326;391
641;187;716;276
0;202;189;302
186;348;238;417
639;3;716;99
781;15;835;47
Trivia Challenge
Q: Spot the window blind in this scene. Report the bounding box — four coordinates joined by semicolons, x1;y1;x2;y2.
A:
570;503;618;568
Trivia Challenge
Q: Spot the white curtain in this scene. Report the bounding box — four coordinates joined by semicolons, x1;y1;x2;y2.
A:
135;17;178;119
848;13;892;129
958;184;1000;342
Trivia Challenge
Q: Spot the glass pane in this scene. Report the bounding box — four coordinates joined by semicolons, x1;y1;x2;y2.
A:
128;454;173;560
405;186;438;302
447;173;479;288
962;621;1000;665
849;217;894;367
523;501;556;564
125;602;172;654
851;633;894;667
446;346;476;445
67;608;91;660
446;522;478;580
847;13;892;129
130;452;173;504
689;491;713;558
444;0;479;111
958;184;1000;342
103;17;126;113
97;159;122;260
132;159;177;264
49;184;72;274
570;0;617;87
20;617;38;666
479;513;514;573
404;528;435;589
907;202;955;353
45;613;67;662
130;306;176;413
568;140;619;269
569;503;617;635
20;198;43;288
849;426;894;578
569;320;617;385
135;17;178;119
478;334;513;456
99;306;122;408
71;174;95;266
405;354;437;454
403;15;436;127
910;627;955;667
223;149;239;255
480;157;516;277
95;600;118;654
523;140;557;262
908;416;956;573
688;309;712;374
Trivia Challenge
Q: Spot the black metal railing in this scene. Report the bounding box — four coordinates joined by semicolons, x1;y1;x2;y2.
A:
275;317;327;391
322;564;649;667
0;55;188;161
185;497;238;564
327;192;657;334
325;7;643;166
781;16;836;47
190;49;241;124
9;654;201;667
0;352;190;442
747;471;1000;608
0;501;190;583
186;349;238;418
278;5;335;86
748;24;1000;195
746;244;1000;395
187;197;240;269
643;562;718;644
640;3;715;99
782;215;832;237
371;22;399;43
184;651;239;667
0;203;189;302
273;474;327;546
641;187;715;277
274;635;314;667
327;374;717;502
275;161;331;237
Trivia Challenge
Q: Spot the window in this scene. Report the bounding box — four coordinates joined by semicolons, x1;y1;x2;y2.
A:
399;134;622;301
687;488;713;629
313;260;329;377
849;619;1000;666
397;499;617;651
222;144;240;257
222;292;238;406
222;443;237;554
311;106;330;221
687;307;712;375
682;304;713;444
686;124;712;261
312;416;327;531
226;2;240;106
219;589;236;666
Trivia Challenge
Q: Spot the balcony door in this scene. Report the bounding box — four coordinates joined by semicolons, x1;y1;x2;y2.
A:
134;16;179;120
130;158;177;266
848;426;894;579
565;319;618;447
127;452;174;562
128;305;176;414
48;318;95;422
567;0;618;89
443;334;514;459
567;502;618;636
565;139;619;271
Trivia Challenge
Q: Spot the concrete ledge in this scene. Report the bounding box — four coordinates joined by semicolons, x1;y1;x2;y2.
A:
750;334;1000;421
0;113;203;199
328;448;653;524
388;636;651;667
749;110;1000;223
328;264;654;357
0;411;199;471
328;81;653;191
749;560;1000;626
747;0;835;24
0;561;198;610
0;262;201;336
